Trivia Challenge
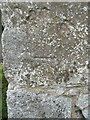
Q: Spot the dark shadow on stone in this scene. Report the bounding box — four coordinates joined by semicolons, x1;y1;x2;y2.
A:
0;10;4;63
0;9;8;119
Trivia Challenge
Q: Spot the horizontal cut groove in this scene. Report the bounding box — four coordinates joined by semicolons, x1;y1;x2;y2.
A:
33;56;57;59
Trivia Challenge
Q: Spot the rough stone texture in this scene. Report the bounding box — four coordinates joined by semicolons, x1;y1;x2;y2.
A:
0;2;89;119
7;88;72;118
82;108;90;119
76;93;90;110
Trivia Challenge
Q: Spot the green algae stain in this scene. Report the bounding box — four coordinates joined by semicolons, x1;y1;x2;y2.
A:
0;63;8;119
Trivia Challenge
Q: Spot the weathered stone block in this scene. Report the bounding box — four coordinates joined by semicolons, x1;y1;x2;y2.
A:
1;2;89;119
7;88;72;118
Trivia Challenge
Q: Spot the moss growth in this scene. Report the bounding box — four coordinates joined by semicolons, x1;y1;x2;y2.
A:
0;63;8;119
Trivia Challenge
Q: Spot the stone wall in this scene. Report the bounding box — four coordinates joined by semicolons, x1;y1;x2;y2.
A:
0;2;90;119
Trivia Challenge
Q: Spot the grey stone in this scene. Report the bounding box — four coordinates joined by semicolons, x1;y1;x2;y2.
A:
1;2;88;87
7;87;72;118
64;88;79;96
1;2;89;118
82;108;90;120
76;93;90;110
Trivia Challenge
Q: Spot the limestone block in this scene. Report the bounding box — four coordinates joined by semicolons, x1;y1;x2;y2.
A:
82;108;90;120
1;2;89;118
7;87;72;118
76;93;90;110
1;2;88;87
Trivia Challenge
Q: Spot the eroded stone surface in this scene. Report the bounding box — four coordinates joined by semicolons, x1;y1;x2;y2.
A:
1;2;88;87
7;88;72;118
82;108;90;119
1;2;89;119
76;93;90;110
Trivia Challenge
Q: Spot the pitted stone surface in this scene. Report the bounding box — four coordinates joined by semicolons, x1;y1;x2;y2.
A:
7;88;72;118
1;2;88;87
76;93;90;110
1;2;89;119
